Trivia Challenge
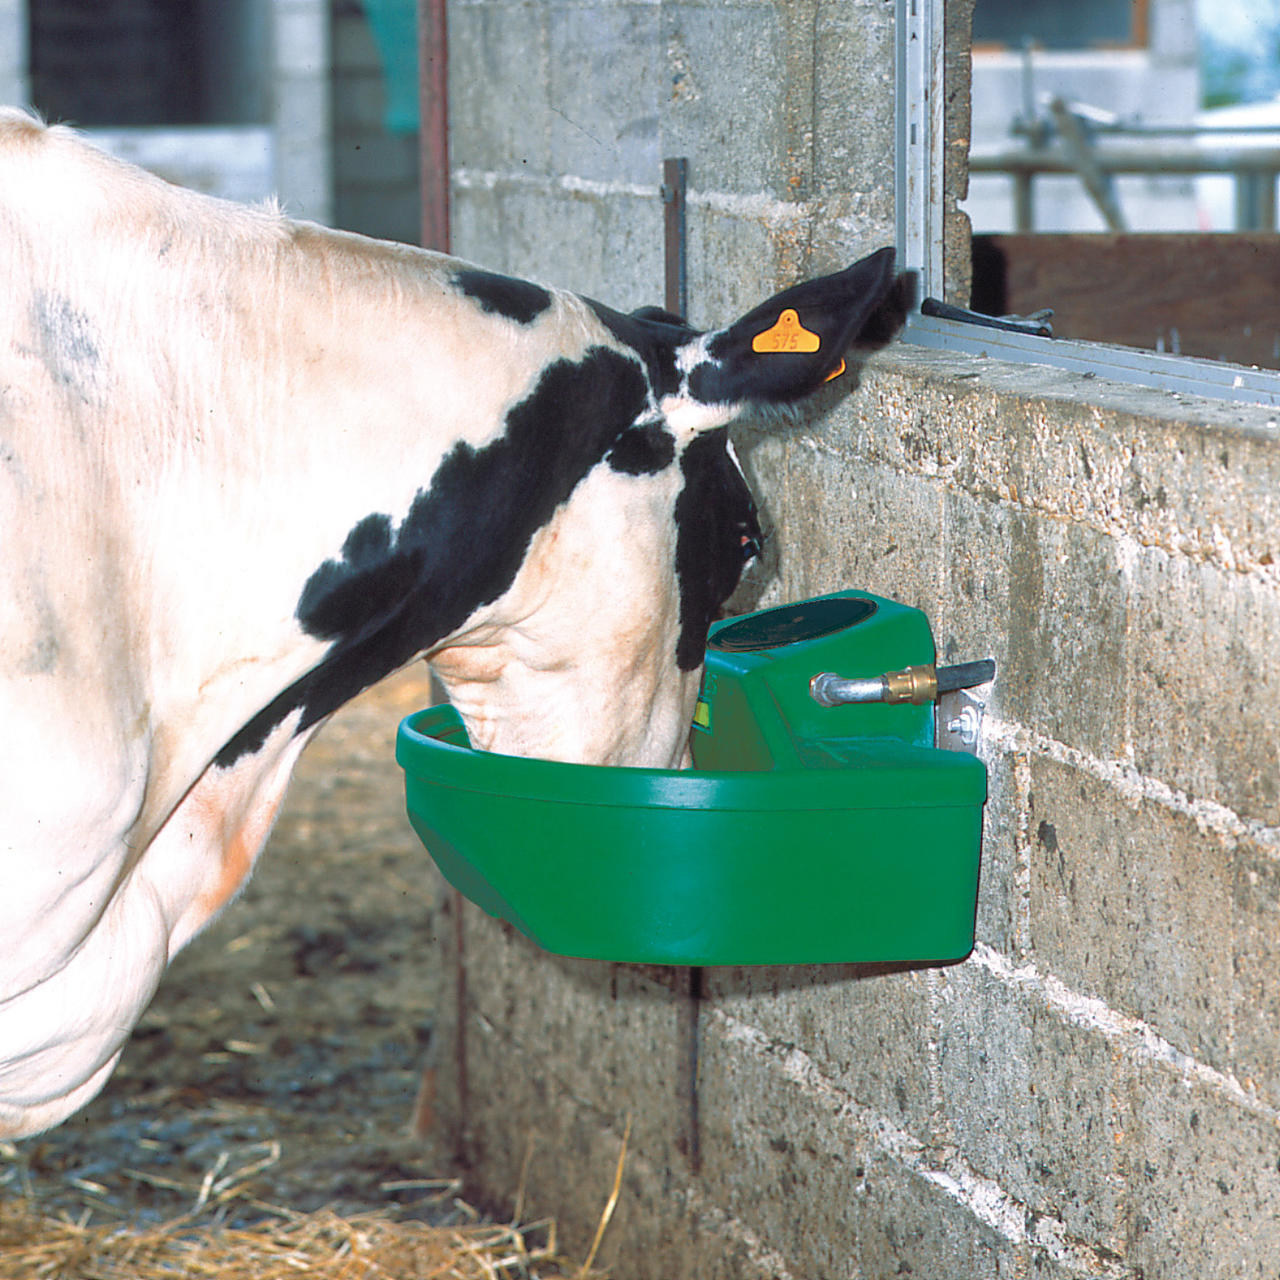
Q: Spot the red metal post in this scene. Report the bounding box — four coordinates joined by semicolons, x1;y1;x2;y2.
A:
418;0;450;252
412;0;460;1152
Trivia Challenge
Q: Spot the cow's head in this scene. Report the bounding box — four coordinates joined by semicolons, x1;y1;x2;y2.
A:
425;247;907;768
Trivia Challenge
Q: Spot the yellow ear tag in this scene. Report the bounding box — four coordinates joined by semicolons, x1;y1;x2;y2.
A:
751;308;822;354
823;358;847;383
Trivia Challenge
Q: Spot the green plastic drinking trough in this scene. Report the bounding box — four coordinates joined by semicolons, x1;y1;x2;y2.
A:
396;591;988;966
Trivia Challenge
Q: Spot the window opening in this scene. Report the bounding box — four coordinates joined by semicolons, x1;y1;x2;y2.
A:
973;0;1148;53
896;0;1280;408
28;0;268;127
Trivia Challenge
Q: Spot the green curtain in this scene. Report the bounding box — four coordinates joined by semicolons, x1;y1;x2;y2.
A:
362;0;420;133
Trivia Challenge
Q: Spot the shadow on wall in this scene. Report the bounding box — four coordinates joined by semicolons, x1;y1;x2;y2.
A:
531;930;958;1002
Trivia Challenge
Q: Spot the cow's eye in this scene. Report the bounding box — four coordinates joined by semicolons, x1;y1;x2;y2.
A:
740;531;764;561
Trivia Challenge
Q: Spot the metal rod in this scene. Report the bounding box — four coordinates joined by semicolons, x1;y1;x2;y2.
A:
1049;98;1127;232
662;157;688;318
971;146;1280;175
1013;170;1035;232
1016;120;1280;138
676;966;702;1174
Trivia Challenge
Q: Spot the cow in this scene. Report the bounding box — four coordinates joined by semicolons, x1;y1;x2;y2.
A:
0;108;903;1137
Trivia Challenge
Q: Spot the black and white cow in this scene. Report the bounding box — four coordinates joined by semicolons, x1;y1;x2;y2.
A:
0;109;902;1136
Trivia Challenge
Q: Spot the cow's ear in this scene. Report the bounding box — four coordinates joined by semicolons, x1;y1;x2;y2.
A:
682;247;907;410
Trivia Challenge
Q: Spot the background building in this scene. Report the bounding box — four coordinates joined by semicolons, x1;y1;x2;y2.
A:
0;0;420;243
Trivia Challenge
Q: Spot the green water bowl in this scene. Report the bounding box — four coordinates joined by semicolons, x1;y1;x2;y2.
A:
396;591;987;966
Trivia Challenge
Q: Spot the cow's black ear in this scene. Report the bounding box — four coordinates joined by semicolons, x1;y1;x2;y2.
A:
683;247;906;408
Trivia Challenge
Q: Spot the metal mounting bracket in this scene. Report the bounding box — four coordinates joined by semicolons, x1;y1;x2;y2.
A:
936;688;986;755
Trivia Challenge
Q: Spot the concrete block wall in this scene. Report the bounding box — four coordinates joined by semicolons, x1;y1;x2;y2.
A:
448;0;905;315
427;2;1280;1275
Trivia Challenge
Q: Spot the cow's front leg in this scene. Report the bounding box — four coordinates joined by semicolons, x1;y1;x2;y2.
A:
142;716;319;958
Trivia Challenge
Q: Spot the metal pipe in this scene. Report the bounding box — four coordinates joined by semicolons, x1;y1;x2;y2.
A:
971;145;1280;176
809;672;889;707
1049;97;1127;232
811;659;995;708
418;0;450;252
810;665;937;706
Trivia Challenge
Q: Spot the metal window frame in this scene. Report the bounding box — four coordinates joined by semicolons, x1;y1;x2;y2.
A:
893;0;1280;411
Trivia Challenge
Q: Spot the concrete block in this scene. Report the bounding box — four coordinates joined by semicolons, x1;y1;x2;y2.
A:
704;965;937;1139
1228;837;1280;1111
969;749;1028;959
804;190;898;282
736;439;946;611
811;0;895;207
696;1018;1032;1278
659;1;815;202
449;4;552;176
459;1043;675;1277
1127;546;1280;828
1028;756;1234;1069
459;1040;784;1280
934;960;1127;1250
843;356;1018;498
866;353;1280;582
944;490;1129;759
547;5;662;186
1120;1062;1280;1279
682;204;799;329
459;912;691;1169
452;182;664;308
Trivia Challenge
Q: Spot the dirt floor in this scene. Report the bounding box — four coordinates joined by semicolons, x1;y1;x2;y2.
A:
1;666;461;1233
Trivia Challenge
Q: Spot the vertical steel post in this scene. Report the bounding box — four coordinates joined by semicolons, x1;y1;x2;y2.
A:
663;155;699;1172
1013;170;1035;232
662;157;689;318
895;0;946;300
1235;170;1277;232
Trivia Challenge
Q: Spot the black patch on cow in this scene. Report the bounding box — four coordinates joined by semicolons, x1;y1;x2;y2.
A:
607;423;676;475
672;429;762;671
453;269;552;325
584;298;692;399
630;305;692;327
215;347;649;768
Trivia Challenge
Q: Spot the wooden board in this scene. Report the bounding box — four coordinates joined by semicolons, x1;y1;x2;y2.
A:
972;233;1280;371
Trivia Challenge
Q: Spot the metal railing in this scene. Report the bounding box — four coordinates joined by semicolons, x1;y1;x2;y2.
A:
971;98;1280;232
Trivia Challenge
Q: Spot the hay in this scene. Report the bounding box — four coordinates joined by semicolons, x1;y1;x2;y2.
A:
0;1199;596;1280
0;1130;620;1280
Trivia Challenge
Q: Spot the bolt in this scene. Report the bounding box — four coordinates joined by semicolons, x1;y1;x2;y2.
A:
947;705;981;747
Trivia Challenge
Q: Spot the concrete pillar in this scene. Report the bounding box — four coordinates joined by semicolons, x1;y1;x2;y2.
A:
272;0;332;223
0;0;28;107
